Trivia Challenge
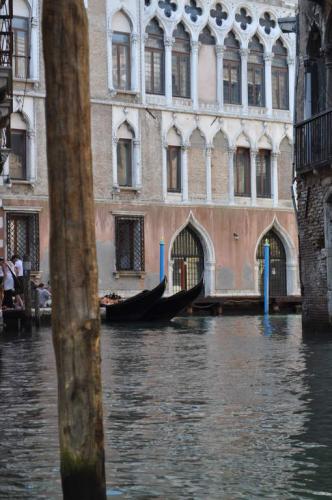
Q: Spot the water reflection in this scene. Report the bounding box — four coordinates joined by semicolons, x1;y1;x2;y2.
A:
1;317;332;498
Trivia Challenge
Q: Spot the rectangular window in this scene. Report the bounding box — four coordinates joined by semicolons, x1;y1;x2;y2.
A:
167;146;181;193
223;60;241;104
248;65;265;107
115;216;144;272
6;213;39;271
235;148;251;197
145;44;164;95
272;69;289;110
256;150;271;198
117;139;132;187
13;17;30;79
112;32;131;90
9;129;27;180
172;54;190;98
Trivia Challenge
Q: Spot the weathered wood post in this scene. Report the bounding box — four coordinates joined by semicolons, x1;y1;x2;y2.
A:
42;1;106;499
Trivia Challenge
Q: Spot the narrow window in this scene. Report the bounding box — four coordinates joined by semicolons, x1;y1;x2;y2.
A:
235;148;251;196
272;39;289;110
112;32;131;90
223;32;241;105
9;129;27;180
256;149;271;198
145;19;165;95
13;17;30;79
115;216;144;271
172;23;190;98
248;36;265;107
6;213;39;271
167;146;181;192
117;138;132;187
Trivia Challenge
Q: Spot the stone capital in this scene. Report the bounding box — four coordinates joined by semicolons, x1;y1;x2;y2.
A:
264;52;273;63
287;56;295;66
191;40;200;52
240;48;249;58
131;33;139;44
164;36;174;48
215;45;225;57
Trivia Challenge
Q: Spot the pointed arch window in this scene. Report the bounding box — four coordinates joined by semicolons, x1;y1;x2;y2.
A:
256;149;271;198
248;36;265;107
145;19;165;95
272;40;289;110
223;32;241;105
13;16;30;79
235;147;251;196
117;123;134;187
172;23;191;98
112;32;131;90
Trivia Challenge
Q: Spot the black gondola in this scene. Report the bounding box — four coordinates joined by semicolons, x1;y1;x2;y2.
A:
141;278;204;322
105;277;167;322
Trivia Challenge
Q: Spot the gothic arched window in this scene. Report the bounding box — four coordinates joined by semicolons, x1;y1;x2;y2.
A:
145;19;165;95
223;31;241;105
172;23;191;98
272;39;289;110
248;35;265;107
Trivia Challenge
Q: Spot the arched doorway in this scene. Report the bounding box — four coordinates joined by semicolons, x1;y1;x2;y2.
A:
171;225;204;292
257;230;287;297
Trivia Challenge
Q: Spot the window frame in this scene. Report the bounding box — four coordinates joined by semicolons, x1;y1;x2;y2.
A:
172;25;191;98
9;128;27;180
234;147;251;197
112;31;131;91
115;216;145;272
272;41;289;110
223;33;241;105
13;16;30;80
248;37;265;107
145;20;165;95
117;138;133;187
167;145;182;193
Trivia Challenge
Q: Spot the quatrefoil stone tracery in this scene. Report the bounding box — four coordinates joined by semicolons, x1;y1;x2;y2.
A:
185;0;203;23
259;12;276;35
158;0;177;18
235;8;252;31
210;3;228;27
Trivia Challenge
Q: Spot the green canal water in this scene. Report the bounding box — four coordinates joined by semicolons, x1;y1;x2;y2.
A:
1;315;332;499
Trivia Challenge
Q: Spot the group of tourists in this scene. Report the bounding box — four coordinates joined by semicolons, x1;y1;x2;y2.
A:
0;255;52;310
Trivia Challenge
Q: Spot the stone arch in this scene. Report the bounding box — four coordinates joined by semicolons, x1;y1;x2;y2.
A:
110;7;134;32
164;124;183;146
254;217;299;296
14;0;31;16
168;211;216;296
256;132;274;152
144;13;167;34
115;119;137;140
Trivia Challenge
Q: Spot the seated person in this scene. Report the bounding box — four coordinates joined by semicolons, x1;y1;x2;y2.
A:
37;283;52;308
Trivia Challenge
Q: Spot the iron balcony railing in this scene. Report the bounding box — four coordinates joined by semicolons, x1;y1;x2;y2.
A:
296;108;332;173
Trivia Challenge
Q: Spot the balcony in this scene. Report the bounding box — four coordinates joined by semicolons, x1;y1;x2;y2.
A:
295;108;332;173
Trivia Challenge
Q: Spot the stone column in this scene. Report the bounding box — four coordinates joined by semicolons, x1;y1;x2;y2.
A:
287;57;296;118
240;48;249;111
227;146;236;205
112;136;119;189
162;142;168;200
264;52;273;116
165;37;173;106
107;29;114;92
215;45;224;111
191;41;199;110
181;144;189;202
141;33;147;104
250;149;257;206
27;130;36;182
272;152;279;207
131;33;139;92
30;16;39;81
205;145;213;203
133;139;141;188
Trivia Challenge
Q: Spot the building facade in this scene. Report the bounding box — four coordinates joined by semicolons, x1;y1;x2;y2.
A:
0;0;299;298
296;0;332;328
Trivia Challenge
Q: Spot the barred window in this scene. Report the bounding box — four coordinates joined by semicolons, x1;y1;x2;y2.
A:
235;147;251;196
248;35;265;107
6;213;39;271
272;39;289;110
115;216;144;272
172;23;191;98
256;149;271;198
223;32;241;105
13;17;30;79
145;19;165;95
167;145;181;193
112;32;131;90
9;129;27;180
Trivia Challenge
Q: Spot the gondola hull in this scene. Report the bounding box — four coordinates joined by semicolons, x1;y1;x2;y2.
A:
141;278;204;322
105;277;166;322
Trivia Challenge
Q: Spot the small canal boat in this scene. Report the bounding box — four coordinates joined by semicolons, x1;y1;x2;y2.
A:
105;277;167;323
141;278;204;322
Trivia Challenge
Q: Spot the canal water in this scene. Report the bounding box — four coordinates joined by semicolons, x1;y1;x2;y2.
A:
1;315;332;499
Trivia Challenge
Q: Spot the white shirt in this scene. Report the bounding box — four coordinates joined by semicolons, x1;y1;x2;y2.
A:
14;259;23;277
3;262;15;291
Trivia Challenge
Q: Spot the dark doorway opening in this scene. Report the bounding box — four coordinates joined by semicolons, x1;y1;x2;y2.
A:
172;225;204;291
257;230;287;297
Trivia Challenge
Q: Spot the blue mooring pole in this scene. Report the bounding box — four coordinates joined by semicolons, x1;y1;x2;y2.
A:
264;239;270;315
160;238;165;282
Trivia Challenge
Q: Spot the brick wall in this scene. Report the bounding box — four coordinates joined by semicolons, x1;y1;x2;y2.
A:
278;137;293;201
188;129;206;200
211;131;228;200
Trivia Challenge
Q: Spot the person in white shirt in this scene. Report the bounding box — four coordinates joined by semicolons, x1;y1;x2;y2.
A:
2;259;16;308
11;255;24;297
